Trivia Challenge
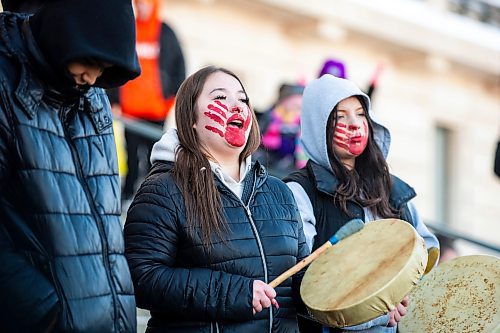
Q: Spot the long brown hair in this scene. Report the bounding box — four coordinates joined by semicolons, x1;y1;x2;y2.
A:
172;66;261;247
326;96;399;218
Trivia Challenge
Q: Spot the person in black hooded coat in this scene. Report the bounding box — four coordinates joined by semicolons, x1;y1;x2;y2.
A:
0;1;140;332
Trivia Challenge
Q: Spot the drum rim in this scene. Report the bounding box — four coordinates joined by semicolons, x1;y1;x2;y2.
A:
300;219;428;327
399;254;500;333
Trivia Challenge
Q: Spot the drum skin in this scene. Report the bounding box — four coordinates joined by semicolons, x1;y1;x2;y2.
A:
399;255;500;333
300;219;428;327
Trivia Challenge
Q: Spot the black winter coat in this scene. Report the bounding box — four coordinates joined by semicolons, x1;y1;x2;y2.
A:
285;161;417;333
125;161;310;333
0;13;136;333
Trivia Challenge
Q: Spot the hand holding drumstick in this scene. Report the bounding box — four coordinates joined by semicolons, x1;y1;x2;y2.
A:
252;280;279;314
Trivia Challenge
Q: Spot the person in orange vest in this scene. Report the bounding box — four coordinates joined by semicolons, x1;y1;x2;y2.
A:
108;0;186;204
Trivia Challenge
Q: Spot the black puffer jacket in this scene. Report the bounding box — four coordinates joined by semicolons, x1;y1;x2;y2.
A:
125;161;309;333
0;12;137;333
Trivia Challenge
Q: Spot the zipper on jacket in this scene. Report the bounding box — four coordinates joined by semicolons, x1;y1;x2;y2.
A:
210;322;220;333
216;168;274;332
59;102;120;332
239;171;273;333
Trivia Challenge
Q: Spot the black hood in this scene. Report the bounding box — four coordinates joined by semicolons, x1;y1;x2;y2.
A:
28;0;141;89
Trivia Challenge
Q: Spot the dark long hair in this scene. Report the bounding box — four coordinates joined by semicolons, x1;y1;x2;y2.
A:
172;66;261;247
326;96;399;218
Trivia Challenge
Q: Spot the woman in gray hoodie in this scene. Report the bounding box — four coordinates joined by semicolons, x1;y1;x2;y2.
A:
284;74;439;332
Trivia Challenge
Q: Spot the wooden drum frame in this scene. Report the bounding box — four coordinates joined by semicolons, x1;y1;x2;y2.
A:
300;219;428;327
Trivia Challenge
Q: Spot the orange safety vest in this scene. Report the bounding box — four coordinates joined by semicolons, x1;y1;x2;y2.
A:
120;7;174;121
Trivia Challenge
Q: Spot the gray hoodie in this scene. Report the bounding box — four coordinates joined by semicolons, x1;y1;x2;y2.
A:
287;75;439;332
300;75;391;171
150;128;252;199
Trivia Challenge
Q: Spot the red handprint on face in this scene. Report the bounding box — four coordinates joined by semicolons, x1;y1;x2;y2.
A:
333;122;350;151
333;122;368;156
204;100;251;148
204;100;228;137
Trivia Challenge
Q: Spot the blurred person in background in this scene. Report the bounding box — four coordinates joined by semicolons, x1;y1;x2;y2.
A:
108;0;186;208
124;66;309;332
284;75;440;332
318;58;347;80
318;57;384;100
254;83;307;178
435;233;459;263
494;138;500;177
0;0;140;331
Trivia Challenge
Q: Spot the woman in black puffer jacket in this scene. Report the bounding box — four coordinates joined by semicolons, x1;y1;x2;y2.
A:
124;66;310;333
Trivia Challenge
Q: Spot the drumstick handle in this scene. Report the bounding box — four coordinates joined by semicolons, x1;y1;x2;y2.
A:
269;241;332;288
268;219;364;288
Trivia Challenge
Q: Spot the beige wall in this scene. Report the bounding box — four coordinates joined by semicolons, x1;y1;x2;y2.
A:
161;0;500;254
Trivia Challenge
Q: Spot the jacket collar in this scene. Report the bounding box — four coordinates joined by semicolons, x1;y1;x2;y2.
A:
216;160;268;202
209;155;253;186
389;175;416;208
307;160;339;196
149;160;269;204
307;160;416;209
253;160;268;188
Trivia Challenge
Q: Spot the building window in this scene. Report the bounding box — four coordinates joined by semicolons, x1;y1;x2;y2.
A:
448;0;500;28
435;126;451;225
